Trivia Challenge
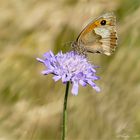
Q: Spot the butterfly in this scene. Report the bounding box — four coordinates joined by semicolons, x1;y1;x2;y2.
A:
71;12;117;56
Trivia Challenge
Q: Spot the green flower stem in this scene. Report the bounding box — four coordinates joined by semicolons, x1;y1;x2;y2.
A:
62;82;70;140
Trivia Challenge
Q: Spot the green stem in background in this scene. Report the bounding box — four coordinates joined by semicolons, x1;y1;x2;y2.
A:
62;82;70;140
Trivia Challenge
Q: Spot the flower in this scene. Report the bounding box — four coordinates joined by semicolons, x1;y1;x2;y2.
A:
37;51;100;95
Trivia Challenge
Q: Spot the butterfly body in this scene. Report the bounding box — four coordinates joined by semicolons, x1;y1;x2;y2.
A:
72;12;117;56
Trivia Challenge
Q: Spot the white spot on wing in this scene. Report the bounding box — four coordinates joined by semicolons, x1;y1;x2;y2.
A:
94;27;110;38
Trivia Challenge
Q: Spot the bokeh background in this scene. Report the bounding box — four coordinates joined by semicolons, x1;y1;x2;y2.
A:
0;0;140;140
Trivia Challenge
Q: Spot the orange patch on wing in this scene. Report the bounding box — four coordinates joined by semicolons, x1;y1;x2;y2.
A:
81;21;100;36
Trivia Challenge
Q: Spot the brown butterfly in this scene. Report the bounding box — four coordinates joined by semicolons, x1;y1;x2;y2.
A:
72;12;117;56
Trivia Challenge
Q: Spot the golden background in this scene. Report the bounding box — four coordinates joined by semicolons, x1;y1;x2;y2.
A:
0;0;140;140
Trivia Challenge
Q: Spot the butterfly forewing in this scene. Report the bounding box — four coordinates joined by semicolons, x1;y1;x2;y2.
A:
75;12;117;56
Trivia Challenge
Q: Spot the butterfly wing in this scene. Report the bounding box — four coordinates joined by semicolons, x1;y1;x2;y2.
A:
76;12;117;55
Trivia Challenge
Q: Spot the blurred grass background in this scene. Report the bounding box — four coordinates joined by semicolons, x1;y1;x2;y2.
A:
0;0;140;140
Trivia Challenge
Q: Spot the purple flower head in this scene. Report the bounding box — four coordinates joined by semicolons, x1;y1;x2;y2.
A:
37;51;100;95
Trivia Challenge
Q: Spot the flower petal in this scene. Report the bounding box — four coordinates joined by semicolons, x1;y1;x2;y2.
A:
92;85;100;92
53;76;61;81
43;51;54;59
71;82;79;95
42;70;52;75
36;58;44;63
88;80;100;92
79;80;87;86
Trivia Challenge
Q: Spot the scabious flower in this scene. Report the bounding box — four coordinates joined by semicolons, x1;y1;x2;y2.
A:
37;51;100;95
